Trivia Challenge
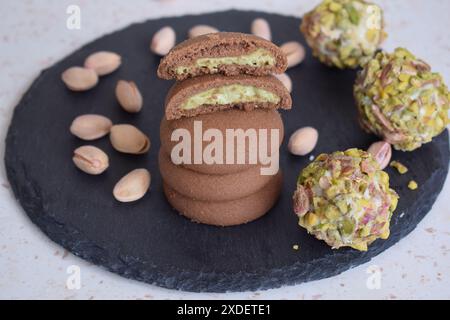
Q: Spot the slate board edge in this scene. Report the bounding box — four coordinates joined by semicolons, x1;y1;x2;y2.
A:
4;10;450;293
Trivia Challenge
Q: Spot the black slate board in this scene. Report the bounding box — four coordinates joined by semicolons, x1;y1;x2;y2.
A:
5;10;449;293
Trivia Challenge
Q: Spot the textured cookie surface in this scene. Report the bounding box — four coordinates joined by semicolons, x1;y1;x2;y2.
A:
159;149;278;201
163;171;283;226
160;108;284;175
157;32;287;80
165;74;292;120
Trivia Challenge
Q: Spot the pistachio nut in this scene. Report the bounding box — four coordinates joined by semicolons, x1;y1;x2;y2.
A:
113;169;151;202
151;26;176;56
274;73;292;92
288;127;319;156
280;41;305;69
188;25;219;38
115;80;143;113
73;145;109;175
70;114;113;141
84;51;122;76
61;67;99;91
367;141;391;170
110;124;150;154
251;18;271;41
293;185;310;217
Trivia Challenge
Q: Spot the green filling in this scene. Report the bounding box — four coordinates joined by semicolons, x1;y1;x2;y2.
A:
175;48;275;75
181;84;280;110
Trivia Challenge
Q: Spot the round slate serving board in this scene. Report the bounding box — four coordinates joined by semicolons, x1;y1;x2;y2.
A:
5;10;449;293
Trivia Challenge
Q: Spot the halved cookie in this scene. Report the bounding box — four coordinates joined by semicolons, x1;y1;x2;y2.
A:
157;32;287;80
163;171;282;226
159;149;276;201
160;108;284;175
165;74;292;120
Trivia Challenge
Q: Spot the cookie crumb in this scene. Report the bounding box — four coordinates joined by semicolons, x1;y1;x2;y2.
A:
292;244;300;250
390;160;408;174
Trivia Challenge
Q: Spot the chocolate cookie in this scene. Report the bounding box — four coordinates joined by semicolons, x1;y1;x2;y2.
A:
160;108;284;175
159;149;277;201
164;74;292;120
163;171;283;226
157;32;287;80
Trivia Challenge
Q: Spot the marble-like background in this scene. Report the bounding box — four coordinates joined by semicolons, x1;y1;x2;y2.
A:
0;0;449;299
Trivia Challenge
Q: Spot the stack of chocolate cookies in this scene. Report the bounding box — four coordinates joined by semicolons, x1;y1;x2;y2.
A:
157;32;292;226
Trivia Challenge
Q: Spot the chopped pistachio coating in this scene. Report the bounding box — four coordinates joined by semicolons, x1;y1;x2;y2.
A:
293;148;398;251
390;160;408;174
408;180;418;190
354;48;450;151
300;0;386;69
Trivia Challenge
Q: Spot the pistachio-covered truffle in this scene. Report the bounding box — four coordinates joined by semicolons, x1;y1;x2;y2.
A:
300;0;386;69
354;48;450;151
293;148;398;251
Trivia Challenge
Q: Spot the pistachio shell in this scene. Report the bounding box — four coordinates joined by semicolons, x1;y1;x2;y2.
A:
70;114;112;141
367;141;392;170
73;145;109;175
115;80;143;113
280;41;306;69
274;73;292;92
84;51;122;76
188;25;219;38
288;127;319;156
251;18;271;41
110;124;150;154
150;26;176;56
61;67;98;91
113;169;151;202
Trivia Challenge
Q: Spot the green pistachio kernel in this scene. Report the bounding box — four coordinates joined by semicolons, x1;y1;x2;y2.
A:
408;180;418;190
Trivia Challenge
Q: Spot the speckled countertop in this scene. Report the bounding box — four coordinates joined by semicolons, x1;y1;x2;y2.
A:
0;0;449;300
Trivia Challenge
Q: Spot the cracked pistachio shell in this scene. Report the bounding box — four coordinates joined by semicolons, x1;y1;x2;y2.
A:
73;145;109;175
368;141;392;170
274;73;292;92
115;80;143;113
70;114;113;141
251;18;272;41
151;26;176;56
110;124;150;154
113;169;151;202
288;127;319;156
280;41;305;69
188;25;219;38
84;51;122;76
62;67;99;91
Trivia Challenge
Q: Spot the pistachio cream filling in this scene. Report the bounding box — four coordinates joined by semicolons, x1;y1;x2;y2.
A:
180;84;280;110
175;48;275;75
